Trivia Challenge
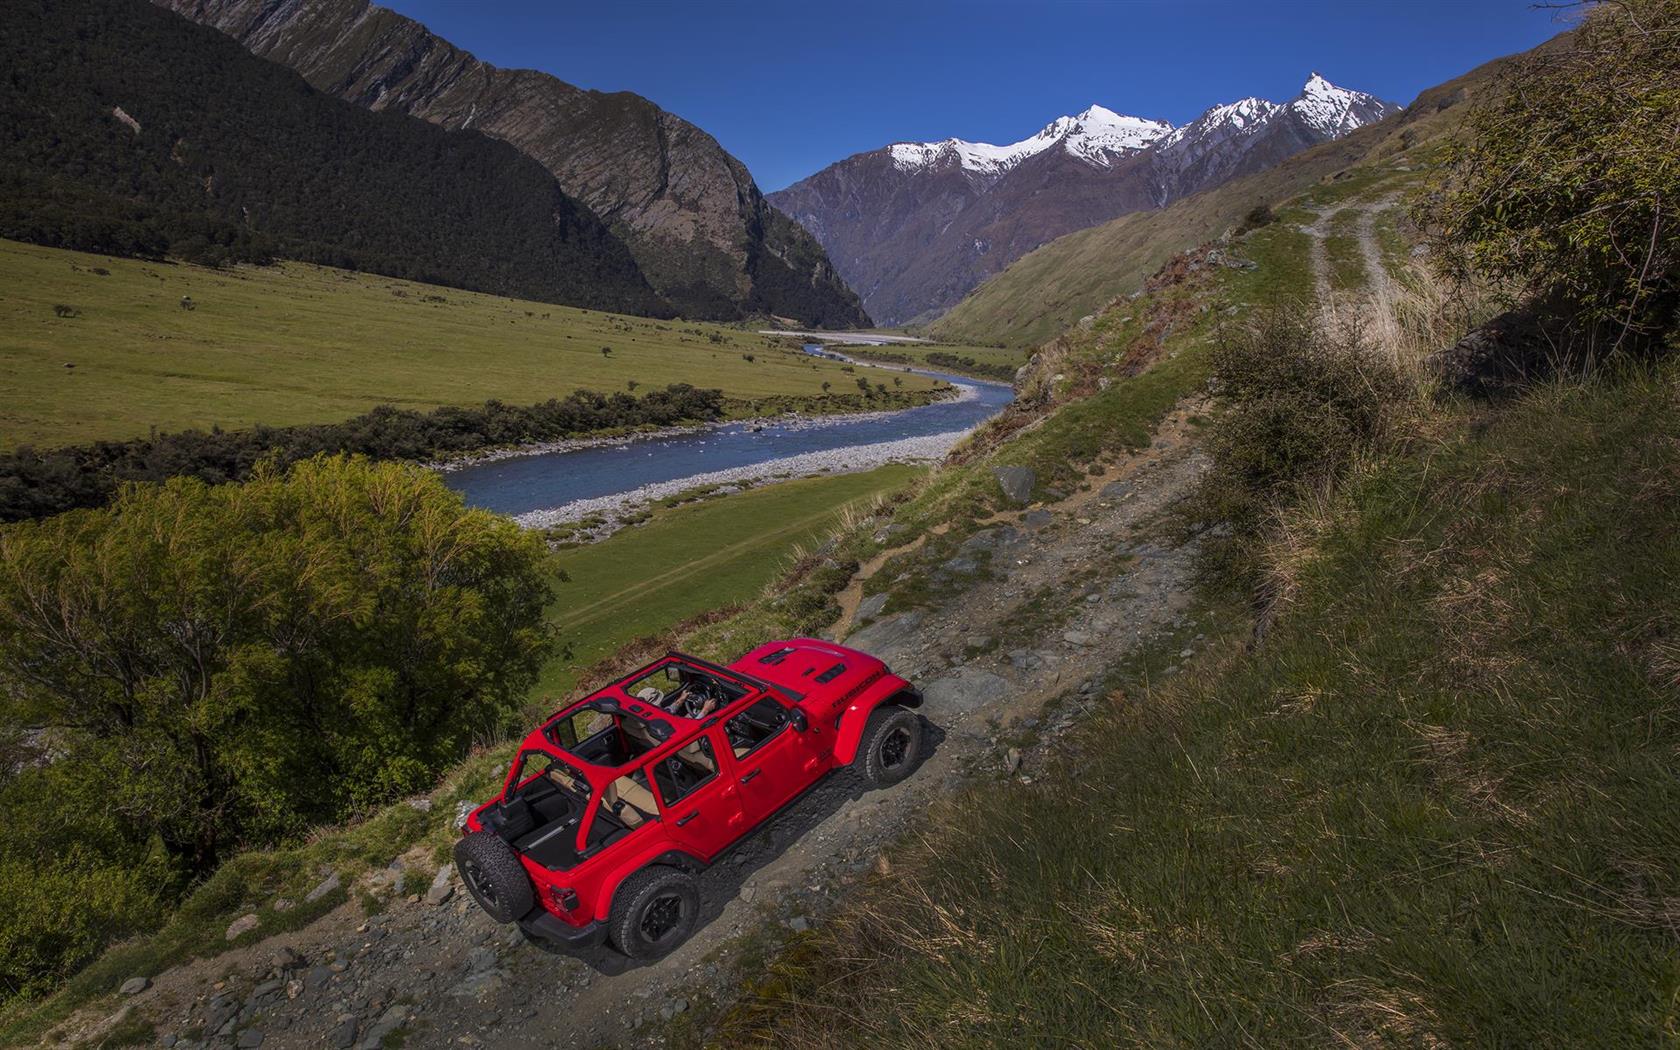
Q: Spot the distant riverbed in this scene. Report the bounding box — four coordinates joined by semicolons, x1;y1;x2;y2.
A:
443;347;1014;526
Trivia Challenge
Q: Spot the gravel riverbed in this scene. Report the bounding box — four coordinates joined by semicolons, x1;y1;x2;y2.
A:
512;429;968;530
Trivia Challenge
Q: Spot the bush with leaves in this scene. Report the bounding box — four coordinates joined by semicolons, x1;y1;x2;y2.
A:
1427;0;1680;352
0;455;553;875
1194;308;1411;584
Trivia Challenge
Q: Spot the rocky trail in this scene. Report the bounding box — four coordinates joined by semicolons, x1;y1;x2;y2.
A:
71;406;1210;1050
1302;196;1398;308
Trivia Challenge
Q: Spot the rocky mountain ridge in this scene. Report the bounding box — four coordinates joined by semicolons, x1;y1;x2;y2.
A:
153;0;868;326
769;74;1399;325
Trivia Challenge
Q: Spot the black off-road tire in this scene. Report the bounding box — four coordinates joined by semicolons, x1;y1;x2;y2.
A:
854;705;924;787
454;831;535;924
609;866;699;960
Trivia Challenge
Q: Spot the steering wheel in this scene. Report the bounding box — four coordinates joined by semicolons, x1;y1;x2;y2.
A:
680;679;720;718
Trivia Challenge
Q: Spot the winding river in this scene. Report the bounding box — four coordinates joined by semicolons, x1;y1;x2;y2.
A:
442;346;1014;526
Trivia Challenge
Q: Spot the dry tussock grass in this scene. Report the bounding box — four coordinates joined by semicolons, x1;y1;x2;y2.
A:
1325;979;1450;1049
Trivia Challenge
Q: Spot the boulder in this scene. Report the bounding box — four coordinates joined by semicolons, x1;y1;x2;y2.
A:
991;466;1036;505
1429;303;1567;399
304;872;340;903
356;1006;408;1050
424;863;455;906
225;914;260;941
328;1018;358;1049
118;977;149;996
854;592;889;622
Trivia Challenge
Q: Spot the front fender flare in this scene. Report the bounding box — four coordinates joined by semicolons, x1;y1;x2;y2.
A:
833;679;922;765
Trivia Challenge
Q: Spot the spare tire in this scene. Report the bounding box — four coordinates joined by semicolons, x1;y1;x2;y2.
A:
454;831;534;923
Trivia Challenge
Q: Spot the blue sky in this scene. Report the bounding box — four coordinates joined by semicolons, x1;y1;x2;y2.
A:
379;1;1570;192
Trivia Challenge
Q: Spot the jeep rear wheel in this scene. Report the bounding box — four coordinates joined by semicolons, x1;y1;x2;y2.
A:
856;705;924;787
454;831;535;924
609;866;699;960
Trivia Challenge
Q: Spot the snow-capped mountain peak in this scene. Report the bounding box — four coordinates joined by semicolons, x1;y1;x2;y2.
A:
1160;74;1397;156
1060;105;1174;166
887;104;1171;175
1161;96;1277;148
1288;72;1395;136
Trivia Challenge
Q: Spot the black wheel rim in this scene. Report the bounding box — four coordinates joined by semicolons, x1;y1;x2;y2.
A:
879;725;913;769
462;859;497;906
639;892;686;943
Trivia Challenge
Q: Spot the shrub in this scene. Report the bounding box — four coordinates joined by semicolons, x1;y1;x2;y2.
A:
1235;203;1275;236
0;456;553;872
1427;0;1680;353
1194;307;1412;583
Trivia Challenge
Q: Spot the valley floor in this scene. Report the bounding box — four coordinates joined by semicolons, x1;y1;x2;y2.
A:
0;240;939;449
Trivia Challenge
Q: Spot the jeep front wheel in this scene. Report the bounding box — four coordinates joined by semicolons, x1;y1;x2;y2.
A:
855;705;924;787
454;831;535;924
609;866;699;960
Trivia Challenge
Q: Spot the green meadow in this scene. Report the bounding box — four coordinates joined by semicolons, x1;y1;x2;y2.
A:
535;463;925;698
0;239;938;449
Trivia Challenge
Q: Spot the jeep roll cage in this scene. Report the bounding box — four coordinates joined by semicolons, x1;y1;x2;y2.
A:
492;651;809;870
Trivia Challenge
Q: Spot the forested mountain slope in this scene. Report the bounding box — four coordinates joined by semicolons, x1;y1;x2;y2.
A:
0;0;667;315
154;0;870;326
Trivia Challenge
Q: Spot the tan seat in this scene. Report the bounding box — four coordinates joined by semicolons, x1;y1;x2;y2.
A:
621;717;659;751
676;740;716;774
602;775;659;828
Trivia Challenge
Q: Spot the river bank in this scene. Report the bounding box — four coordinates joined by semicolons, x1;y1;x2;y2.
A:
511;430;966;530
430;383;972;474
442;355;1012;525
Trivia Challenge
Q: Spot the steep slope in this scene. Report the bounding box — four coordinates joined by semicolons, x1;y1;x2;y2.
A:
771;76;1396;326
0;0;664;315
154;0;868;327
931;54;1522;347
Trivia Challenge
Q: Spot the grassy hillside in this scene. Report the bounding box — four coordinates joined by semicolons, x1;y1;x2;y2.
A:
928;39;1534;348
717;363;1680;1046
537;464;924;696
0;239;938;449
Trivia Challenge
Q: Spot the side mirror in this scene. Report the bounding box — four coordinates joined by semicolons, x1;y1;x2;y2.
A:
789;709;809;733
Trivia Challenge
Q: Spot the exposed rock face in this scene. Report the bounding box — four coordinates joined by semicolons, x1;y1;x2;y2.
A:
153;0;867;326
771;75;1399;326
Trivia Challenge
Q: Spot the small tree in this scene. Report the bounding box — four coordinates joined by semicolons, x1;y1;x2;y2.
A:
1427;0;1679;351
601;346;613;357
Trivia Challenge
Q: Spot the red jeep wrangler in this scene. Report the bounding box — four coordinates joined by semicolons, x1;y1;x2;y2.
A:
453;639;924;959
